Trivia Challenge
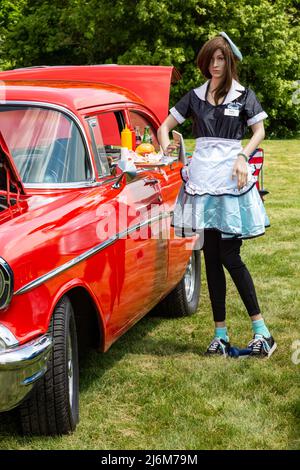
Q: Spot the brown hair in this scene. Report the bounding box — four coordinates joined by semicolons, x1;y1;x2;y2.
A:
197;36;239;105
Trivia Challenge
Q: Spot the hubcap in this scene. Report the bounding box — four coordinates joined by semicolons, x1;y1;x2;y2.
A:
67;332;74;408
184;253;196;303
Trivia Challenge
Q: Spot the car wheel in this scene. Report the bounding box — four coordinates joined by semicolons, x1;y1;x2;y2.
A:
154;249;201;317
20;296;79;435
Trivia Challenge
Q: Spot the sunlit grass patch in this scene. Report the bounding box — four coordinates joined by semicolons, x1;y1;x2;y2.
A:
0;139;299;450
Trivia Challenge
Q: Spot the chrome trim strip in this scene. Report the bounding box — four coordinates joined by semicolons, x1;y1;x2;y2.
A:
0;100;96;186
0;334;52;367
24;181;100;190
24;168;149;190
19;168;162;190
22;367;47;386
0;324;19;348
14;211;172;296
0;334;52;412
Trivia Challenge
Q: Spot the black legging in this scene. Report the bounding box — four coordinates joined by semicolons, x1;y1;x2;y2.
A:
202;229;261;322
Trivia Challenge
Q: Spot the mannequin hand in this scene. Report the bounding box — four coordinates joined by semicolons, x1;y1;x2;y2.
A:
232;155;248;190
164;141;180;155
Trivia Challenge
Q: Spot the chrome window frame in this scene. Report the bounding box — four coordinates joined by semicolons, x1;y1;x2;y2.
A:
86;116;111;178
0;101;96;189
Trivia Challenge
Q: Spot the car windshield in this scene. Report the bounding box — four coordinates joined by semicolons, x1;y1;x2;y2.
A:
0;105;91;184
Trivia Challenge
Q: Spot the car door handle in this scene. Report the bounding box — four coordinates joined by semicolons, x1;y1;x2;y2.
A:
144;178;159;185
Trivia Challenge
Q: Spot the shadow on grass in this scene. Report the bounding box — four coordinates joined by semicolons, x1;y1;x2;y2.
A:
0;311;201;437
78;312;201;392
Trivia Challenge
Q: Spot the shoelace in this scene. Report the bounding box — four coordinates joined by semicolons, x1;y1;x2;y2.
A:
208;338;222;352
252;340;263;353
249;336;270;354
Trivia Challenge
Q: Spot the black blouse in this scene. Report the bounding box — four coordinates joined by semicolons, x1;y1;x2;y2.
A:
171;80;267;140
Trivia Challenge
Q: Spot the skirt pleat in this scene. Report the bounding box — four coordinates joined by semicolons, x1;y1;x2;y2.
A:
171;182;270;239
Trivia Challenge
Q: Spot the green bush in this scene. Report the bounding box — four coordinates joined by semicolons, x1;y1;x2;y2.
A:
1;0;299;137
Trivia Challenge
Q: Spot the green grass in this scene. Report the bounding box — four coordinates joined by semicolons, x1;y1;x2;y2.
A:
0;140;299;449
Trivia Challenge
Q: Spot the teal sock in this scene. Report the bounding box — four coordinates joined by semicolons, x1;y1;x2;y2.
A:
215;327;229;342
252;319;271;338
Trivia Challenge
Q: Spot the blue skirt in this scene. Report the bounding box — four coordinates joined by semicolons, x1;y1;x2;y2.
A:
171;182;270;240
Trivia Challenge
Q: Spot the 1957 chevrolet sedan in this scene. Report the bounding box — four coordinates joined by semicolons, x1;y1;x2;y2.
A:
0;65;202;435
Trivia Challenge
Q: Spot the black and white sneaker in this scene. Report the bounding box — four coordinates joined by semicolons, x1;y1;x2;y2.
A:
205;337;230;357
247;334;277;358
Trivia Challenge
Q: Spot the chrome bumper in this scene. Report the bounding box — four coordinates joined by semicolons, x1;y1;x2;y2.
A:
0;329;52;412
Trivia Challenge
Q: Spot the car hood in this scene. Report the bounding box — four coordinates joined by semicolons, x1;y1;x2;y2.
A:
0;130;26;195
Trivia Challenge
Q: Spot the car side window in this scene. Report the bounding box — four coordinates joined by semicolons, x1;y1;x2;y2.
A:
87;117;111;177
128;111;159;150
87;111;125;176
0;106;92;185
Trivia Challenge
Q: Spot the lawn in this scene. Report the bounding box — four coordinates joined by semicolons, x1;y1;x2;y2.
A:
0;139;299;450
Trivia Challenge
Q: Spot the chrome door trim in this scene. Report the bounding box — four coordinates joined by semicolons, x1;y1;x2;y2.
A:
14;211;171;296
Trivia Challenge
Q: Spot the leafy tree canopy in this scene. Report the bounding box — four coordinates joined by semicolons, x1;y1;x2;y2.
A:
0;0;299;137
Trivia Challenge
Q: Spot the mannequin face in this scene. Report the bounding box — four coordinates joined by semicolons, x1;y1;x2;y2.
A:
209;48;226;79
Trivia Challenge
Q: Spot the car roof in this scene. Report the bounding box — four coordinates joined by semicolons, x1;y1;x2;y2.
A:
0;79;144;114
0;65;180;123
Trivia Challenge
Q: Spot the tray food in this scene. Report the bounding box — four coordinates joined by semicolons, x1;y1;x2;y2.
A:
134;160;166;166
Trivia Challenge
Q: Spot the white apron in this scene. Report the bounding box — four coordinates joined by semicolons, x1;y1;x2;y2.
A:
185;137;256;196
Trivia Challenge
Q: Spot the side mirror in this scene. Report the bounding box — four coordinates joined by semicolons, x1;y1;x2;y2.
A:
112;160;137;189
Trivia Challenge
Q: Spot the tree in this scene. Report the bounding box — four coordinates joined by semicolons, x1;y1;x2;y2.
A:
0;0;299;137
0;0;27;69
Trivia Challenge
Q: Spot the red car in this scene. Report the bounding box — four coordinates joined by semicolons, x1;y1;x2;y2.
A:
0;65;201;435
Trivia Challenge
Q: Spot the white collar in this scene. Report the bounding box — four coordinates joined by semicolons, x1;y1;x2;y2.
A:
194;79;245;104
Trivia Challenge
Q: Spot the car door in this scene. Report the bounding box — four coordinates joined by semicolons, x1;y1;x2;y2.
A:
87;110;168;337
128;109;196;291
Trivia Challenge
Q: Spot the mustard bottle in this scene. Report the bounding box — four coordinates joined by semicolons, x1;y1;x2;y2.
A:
121;125;132;150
